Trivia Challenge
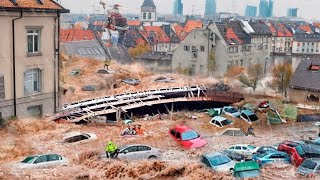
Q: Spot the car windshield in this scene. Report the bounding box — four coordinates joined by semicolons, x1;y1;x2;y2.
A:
257;152;268;158
221;119;232;126
21;156;38;164
296;145;306;157
208;155;231;166
301;160;317;170
248;145;256;150
235;170;260;178
248;114;259;121
226;107;238;113
181;130;199;141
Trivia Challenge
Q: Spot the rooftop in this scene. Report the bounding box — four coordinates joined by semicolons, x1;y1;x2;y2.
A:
0;0;68;12
141;0;156;7
127;20;141;26
140;26;171;44
60;29;95;43
290;59;320;91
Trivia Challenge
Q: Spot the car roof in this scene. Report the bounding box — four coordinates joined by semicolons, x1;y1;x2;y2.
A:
241;110;254;115
203;152;224;158
304;158;320;163
172;125;193;133
224;106;234;109
223;128;241;131
234;161;259;171
231;144;253;147
212;116;227;122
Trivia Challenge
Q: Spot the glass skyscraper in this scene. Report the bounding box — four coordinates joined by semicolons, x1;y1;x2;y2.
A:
245;5;257;17
204;0;216;18
259;0;273;18
173;0;183;16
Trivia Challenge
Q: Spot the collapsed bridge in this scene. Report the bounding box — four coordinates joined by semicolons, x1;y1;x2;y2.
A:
56;85;244;123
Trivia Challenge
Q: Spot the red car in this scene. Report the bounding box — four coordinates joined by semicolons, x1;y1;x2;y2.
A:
291;144;320;167
169;125;207;149
277;141;303;155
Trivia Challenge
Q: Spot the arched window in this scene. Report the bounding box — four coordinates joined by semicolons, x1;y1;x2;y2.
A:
24;68;41;95
307;94;319;102
148;13;152;19
143;13;146;19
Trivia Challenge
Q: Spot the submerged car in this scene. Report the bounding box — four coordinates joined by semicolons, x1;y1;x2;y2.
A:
17;154;69;169
201;152;236;172
297;158;320;177
252;151;290;166
222;106;240;117
209;116;233;128
240;110;259;124
121;78;141;86
227;144;259;157
277;140;304;155
63;132;97;144
169;125;207;149
216;128;247;137
233;161;260;178
117;144;161;160
221;150;246;161
254;146;277;155
154;76;174;83
291;143;320;167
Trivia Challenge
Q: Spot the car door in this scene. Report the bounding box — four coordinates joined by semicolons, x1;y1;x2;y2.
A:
119;146;139;160
46;154;62;167
242;146;251;156
228;146;235;153
138;145;152;159
33;155;48;168
235;146;242;154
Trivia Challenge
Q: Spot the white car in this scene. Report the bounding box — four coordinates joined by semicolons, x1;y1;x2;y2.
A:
201;152;236;172
227;144;259;157
117;144;162;160
209;116;233;128
16;154;69;169
63;132;97;144
222;106;240;118
215;128;247;137
240;110;259;124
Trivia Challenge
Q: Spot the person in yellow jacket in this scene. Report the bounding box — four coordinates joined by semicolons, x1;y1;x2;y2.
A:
105;140;118;158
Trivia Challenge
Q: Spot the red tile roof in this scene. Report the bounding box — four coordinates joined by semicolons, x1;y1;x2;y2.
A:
60;29;95;43
0;0;67;11
298;25;313;34
226;28;243;44
183;20;203;33
127;20;141;26
140;26;170;43
172;24;184;39
314;23;320;28
268;23;293;37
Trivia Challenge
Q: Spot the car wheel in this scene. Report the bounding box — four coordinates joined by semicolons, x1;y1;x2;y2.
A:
148;156;157;160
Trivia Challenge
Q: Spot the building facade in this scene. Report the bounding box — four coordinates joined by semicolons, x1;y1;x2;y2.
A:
245;5;257;17
141;0;157;22
292;34;320;55
0;0;68;118
173;0;183;16
204;0;216;19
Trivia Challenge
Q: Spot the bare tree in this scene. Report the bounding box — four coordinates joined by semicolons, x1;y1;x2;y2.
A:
207;51;216;76
238;63;263;92
270;63;293;97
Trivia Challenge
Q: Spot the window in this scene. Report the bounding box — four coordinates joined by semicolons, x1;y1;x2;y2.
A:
138;146;151;151
184;46;190;51
27;105;42;117
242;147;248;150
170;129;176;136
0;75;4;99
125;146;138;153
47;154;61;161
34;155;47;164
201;157;211;167
235;146;241;150
193;52;198;58
148;13;151;19
27;29;41;53
200;46;205;52
175;132;181;139
24;69;41;94
143;13;146;19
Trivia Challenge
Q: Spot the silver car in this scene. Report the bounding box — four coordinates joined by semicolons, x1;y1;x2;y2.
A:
297;158;320;177
117;144;162;160
16;154;69;169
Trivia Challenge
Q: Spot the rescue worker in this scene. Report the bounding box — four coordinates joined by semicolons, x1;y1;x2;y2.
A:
136;125;145;135
105;140;118;158
104;59;111;70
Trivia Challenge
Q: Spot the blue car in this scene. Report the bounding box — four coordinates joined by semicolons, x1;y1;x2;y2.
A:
252;151;291;166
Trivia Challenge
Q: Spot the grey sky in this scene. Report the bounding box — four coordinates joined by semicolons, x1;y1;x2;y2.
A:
61;0;319;20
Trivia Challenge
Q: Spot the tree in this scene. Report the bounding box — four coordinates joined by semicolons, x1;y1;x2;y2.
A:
128;44;151;59
207;51;216;76
270;63;293;97
238;63;263;92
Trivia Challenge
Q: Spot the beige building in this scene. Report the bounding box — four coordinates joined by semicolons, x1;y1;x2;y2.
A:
0;0;68;118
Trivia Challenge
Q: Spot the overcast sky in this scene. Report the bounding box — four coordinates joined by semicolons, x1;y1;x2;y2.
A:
60;0;319;20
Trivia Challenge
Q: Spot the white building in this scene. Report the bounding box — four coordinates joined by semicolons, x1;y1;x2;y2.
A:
141;0;157;22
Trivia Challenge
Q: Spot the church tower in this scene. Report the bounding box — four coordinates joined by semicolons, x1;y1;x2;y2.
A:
141;0;157;22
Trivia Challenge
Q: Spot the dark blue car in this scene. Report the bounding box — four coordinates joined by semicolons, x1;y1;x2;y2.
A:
252;151;291;166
